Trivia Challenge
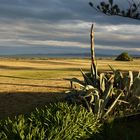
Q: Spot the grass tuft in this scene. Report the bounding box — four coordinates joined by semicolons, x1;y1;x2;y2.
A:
0;102;102;140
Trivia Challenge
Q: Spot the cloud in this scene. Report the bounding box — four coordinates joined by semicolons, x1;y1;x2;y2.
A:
96;45;140;52
0;0;139;55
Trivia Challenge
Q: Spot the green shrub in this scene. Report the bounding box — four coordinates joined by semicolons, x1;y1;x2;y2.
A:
0;102;101;140
115;52;133;61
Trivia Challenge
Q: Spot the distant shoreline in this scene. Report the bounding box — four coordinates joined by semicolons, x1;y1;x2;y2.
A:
0;53;139;59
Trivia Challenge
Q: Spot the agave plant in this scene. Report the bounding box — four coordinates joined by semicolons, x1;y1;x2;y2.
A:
68;68;124;119
66;24;140;119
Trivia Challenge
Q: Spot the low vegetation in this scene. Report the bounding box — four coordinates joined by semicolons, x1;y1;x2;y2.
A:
0;102;101;140
115;52;133;61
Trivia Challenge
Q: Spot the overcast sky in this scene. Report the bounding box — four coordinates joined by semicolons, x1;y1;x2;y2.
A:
0;0;140;55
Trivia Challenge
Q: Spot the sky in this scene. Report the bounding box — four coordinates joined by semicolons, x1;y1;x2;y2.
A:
0;0;140;56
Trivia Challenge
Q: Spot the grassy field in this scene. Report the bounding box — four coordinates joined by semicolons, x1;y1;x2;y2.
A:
0;57;140;119
0;57;140;92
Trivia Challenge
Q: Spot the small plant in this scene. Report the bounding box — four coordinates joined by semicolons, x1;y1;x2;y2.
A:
115;52;133;61
0;102;101;140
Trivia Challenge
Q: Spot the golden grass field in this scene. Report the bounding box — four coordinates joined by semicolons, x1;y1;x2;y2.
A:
0;57;140;119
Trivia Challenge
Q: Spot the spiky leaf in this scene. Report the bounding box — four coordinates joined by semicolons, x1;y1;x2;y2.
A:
80;69;93;85
100;73;105;92
103;91;123;118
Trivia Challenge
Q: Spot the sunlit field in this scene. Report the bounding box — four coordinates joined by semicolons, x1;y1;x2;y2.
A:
0;57;140;119
0;57;140;93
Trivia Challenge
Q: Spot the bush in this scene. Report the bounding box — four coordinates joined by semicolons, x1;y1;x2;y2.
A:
0;102;101;140
115;52;133;61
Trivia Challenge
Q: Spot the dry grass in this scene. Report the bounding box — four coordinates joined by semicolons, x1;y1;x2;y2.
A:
0;57;140;119
0;58;140;93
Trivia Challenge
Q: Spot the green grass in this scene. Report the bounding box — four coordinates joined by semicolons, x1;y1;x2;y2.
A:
1;101;139;140
0;102;101;140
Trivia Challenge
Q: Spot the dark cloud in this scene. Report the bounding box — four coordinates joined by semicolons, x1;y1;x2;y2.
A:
0;0;139;55
0;45;90;55
96;39;140;48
